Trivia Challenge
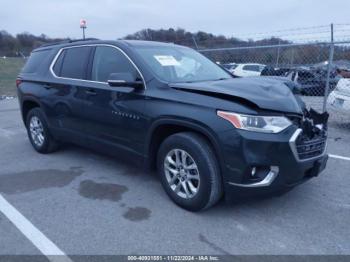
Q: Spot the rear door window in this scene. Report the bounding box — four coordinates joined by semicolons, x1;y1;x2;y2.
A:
58;46;92;79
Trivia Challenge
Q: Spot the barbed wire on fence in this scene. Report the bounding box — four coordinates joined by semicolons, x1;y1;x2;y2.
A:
191;24;350;48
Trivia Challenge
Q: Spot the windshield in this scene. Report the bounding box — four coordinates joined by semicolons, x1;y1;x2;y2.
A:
134;45;232;83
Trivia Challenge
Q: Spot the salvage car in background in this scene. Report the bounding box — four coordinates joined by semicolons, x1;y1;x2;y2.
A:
261;66;291;77
327;78;350;115
285;68;340;96
231;63;266;77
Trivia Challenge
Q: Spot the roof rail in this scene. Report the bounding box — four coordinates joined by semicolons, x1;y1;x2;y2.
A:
40;38;99;47
40;40;70;47
69;38;99;43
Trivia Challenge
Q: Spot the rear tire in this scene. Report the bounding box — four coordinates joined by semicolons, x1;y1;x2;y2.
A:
157;132;223;211
26;108;59;153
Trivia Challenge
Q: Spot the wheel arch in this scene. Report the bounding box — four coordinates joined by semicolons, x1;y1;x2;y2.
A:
21;98;42;126
146;118;224;172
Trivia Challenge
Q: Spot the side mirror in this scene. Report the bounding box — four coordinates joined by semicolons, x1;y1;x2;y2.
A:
107;73;144;89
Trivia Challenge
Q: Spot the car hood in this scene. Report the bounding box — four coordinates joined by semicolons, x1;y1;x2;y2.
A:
249;76;303;95
169;78;303;114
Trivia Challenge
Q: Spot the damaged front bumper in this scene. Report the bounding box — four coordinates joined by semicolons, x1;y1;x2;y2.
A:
218;108;329;199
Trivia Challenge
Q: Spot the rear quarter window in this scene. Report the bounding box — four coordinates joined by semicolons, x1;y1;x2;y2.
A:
22;49;52;73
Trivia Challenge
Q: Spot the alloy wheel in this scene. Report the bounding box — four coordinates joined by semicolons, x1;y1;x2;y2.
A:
29;116;45;147
164;149;200;199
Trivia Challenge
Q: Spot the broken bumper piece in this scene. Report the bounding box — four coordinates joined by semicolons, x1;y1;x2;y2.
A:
219;108;329;199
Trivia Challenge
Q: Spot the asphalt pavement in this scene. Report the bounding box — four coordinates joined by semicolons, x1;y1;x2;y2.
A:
0;99;350;257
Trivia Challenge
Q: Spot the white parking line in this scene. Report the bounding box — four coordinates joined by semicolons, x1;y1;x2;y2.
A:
0;194;72;262
329;154;350;161
0;128;26;137
0;128;16;137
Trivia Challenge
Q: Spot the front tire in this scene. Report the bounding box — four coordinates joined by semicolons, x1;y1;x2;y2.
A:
26;108;59;153
157;132;223;211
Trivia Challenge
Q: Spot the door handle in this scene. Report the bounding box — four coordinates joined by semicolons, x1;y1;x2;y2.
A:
85;89;97;96
43;84;52;90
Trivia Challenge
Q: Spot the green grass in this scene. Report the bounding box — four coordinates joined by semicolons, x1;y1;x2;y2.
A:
0;57;25;96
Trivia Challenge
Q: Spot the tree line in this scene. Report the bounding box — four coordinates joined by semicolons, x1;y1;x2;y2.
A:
124;28;291;49
0;30;68;57
1;28;349;68
0;28;289;57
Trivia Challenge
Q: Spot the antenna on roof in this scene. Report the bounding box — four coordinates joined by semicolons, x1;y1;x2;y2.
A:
80;19;87;40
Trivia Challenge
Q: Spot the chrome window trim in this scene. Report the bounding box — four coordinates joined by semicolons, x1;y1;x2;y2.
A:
289;128;327;162
49;44;147;89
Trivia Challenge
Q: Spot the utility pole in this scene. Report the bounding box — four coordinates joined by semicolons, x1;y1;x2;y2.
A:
290;48;295;66
276;39;281;68
80;19;87;40
322;23;334;112
192;35;199;50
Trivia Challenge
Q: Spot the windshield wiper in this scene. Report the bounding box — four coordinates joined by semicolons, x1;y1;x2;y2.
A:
179;78;230;84
213;78;231;81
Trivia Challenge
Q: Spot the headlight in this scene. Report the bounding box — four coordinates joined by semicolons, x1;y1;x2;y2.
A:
217;111;292;133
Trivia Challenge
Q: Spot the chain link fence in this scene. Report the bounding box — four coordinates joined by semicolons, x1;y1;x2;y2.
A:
1;24;350;129
198;25;350;129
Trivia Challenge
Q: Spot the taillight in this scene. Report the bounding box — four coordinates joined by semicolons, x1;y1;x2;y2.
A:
16;78;22;88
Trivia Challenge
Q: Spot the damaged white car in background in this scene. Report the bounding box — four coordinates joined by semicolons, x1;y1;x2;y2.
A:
327;78;350;115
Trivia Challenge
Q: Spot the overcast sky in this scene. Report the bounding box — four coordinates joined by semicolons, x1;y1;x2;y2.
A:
1;0;349;40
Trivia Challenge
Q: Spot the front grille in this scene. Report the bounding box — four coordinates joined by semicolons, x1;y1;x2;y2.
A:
295;135;326;160
288;108;328;161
